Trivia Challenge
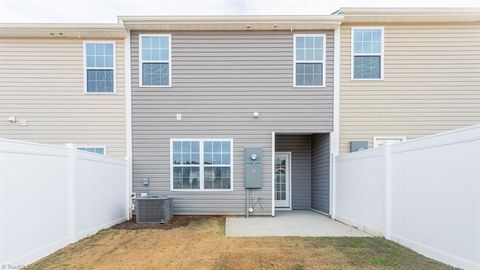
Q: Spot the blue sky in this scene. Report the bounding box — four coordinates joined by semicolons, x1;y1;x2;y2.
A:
0;0;479;23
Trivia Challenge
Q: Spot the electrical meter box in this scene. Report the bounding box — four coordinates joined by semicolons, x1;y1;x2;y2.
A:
245;148;262;188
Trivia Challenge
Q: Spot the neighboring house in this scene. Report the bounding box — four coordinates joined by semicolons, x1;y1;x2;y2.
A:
0;24;127;157
1;8;479;216
120;16;342;215
335;8;480;153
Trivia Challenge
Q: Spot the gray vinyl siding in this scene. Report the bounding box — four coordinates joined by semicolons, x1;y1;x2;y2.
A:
311;133;330;213
275;135;311;209
131;31;334;215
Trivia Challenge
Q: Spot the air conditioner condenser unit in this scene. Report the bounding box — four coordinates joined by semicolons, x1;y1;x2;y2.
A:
135;196;173;224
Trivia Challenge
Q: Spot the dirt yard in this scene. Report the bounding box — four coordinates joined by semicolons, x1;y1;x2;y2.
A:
27;217;454;270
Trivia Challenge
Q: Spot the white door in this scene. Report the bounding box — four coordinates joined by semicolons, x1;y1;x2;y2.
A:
274;153;291;208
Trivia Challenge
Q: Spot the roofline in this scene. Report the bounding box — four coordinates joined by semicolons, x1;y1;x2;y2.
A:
338;7;480;14
0;8;479;36
117;15;344;23
118;15;343;31
338;7;480;23
0;23;124;29
0;23;126;38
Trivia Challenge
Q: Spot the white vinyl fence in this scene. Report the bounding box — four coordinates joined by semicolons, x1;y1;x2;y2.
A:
0;138;128;268
335;124;480;270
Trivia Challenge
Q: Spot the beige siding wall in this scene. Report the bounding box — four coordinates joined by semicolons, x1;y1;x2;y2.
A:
0;38;126;157
340;24;480;153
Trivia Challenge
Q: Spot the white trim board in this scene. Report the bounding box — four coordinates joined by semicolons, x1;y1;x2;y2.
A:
124;30;133;219
271;131;276;216
330;25;341;219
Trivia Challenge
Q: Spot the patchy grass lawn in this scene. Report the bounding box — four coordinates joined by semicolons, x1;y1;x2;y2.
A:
27;217;454;270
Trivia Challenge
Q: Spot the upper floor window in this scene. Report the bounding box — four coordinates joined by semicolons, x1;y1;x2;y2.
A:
352;27;384;80
294;34;325;87
140;34;171;87
84;42;115;93
171;139;232;191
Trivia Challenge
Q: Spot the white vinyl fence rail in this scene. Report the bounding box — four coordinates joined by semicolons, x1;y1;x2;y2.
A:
335;124;480;270
0;138;128;268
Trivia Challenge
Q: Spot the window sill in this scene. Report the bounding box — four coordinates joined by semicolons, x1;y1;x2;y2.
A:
139;84;172;88
350;78;384;81
293;85;326;88
83;91;117;94
170;189;234;192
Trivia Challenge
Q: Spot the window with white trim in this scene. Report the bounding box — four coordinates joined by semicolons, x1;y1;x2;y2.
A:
171;139;232;190
140;35;171;87
294;34;325;87
352;28;383;79
77;146;106;155
84;42;115;93
373;137;406;148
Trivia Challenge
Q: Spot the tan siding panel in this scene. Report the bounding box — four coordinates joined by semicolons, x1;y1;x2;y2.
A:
340;24;480;153
0;39;126;157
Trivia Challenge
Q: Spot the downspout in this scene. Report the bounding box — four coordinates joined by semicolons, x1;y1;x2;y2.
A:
329;24;341;220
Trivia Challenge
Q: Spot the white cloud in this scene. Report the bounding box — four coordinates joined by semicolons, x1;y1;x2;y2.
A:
0;0;479;23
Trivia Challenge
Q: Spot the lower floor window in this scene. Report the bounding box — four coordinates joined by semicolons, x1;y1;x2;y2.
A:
173;167;200;189
171;139;232;190
77;146;106;155
373;136;406;148
204;167;231;189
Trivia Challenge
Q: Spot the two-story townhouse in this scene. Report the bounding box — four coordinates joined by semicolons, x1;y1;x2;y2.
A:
120;16;343;215
335;8;480;153
0;24;127;157
2;8;480;217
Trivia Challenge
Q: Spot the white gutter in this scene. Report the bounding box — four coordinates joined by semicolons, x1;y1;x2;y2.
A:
0;23;126;38
338;8;480;23
118;15;344;23
118;15;343;31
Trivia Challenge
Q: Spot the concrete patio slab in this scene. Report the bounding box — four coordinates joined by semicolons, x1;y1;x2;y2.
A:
226;210;371;237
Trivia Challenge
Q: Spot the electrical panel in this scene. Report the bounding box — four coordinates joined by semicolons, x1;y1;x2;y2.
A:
245;148;262;188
